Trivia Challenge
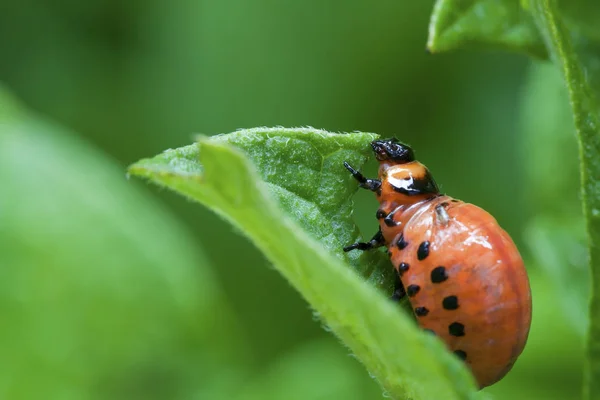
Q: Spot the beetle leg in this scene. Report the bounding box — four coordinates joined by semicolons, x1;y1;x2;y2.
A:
343;161;381;192
343;229;385;252
390;271;406;302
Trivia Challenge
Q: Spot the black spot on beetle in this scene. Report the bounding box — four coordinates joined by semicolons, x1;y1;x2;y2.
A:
454;350;467;360
449;322;465;337
384;217;397;227
414;307;429;317
431;266;448;283
443;295;459;310
398;262;409;275
376;209;387;219
406;284;420;297
417;241;430;260
396;234;408;250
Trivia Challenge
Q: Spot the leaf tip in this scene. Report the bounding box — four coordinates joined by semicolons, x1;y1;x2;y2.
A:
192;133;211;143
126;163;150;180
425;44;436;55
426;0;445;53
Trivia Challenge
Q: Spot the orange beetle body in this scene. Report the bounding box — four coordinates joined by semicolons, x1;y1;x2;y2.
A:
344;139;532;389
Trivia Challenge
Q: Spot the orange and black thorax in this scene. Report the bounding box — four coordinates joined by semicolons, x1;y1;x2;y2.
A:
376;160;441;243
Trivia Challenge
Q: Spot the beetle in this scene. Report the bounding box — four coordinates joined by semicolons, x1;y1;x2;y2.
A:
343;138;532;388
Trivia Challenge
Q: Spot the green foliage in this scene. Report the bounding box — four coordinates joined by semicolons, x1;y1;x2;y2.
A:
129;129;481;400
0;86;246;399
199;129;395;290
528;2;600;399
521;63;588;336
2;0;597;398
428;0;546;57
429;0;600;399
2;85;404;400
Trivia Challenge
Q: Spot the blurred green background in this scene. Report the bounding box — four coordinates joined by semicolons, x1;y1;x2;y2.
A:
0;0;586;399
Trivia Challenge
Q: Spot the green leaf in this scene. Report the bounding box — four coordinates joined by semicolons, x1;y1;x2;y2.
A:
0;87;246;399
211;129;396;283
129;129;481;400
427;0;546;57
141;129;395;291
528;1;600;399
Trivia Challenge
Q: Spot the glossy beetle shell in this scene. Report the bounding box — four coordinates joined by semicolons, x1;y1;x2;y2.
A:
345;139;532;388
382;195;531;387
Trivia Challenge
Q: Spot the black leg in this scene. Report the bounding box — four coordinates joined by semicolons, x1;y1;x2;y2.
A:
344;162;381;192
343;229;385;252
390;271;406;302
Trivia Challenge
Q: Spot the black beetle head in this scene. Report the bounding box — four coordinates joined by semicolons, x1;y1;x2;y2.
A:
370;138;415;163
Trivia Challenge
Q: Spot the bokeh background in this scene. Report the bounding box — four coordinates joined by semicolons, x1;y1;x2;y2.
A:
0;0;586;399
